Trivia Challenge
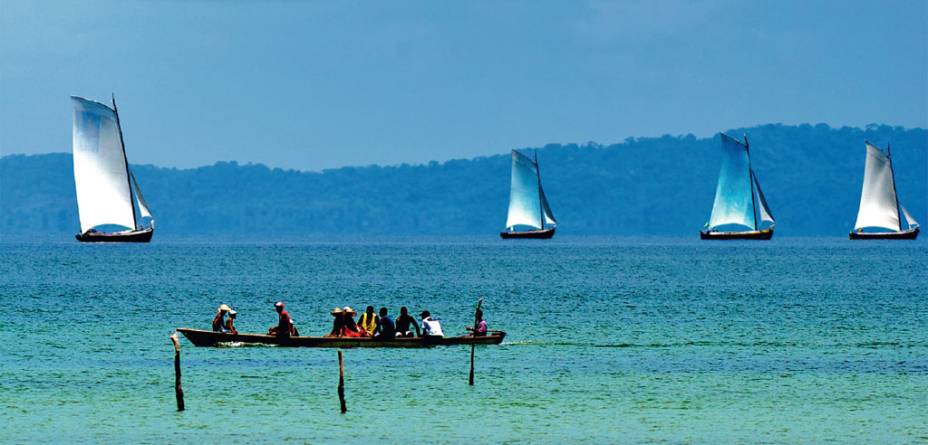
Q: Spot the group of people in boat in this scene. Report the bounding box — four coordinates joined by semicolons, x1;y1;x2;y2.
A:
327;305;441;339
209;301;489;339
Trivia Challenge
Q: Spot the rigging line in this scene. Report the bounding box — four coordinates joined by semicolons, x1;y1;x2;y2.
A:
112;94;138;231
744;135;758;231
534;150;544;230
886;143;903;231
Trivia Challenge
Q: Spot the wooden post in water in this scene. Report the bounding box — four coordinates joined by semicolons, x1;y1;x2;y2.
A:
170;332;185;411
468;344;476;386
337;350;347;413
468;298;484;386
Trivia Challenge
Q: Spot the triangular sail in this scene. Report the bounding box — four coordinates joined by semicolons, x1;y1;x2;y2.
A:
901;206;919;229
504;150;543;230
707;134;755;231
71;96;136;233
540;187;557;226
753;170;775;227
854;143;901;232
131;171;154;220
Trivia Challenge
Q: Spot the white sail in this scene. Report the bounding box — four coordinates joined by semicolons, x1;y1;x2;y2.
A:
707;134;756;231
753;171;775;227
131;171;154;220
901;206;919;229
854;143;900;232
540;187;557;226
504;150;543;230
71;96;136;233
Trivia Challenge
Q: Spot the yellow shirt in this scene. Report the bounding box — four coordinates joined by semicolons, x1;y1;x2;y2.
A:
359;312;378;335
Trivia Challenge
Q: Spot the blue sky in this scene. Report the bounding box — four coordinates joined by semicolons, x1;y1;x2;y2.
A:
1;0;925;170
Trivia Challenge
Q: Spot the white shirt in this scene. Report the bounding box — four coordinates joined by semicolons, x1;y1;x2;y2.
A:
421;317;444;337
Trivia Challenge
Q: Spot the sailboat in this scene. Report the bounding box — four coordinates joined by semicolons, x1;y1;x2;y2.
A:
500;150;557;239
700;133;775;240
72;96;155;243
849;142;919;240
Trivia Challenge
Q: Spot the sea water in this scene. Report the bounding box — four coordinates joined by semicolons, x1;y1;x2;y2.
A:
0;237;926;444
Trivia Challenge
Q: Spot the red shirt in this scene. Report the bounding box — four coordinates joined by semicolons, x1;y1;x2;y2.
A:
341;325;363;337
277;310;292;335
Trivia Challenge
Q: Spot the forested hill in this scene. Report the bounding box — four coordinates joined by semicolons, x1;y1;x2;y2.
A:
1;123;925;238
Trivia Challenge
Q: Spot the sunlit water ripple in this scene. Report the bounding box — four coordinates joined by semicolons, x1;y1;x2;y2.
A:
0;237;925;444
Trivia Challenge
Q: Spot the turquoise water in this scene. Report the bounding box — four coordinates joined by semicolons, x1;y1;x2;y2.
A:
1;237;926;444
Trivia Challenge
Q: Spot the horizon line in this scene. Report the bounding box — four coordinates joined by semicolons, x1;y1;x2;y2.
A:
2;121;923;173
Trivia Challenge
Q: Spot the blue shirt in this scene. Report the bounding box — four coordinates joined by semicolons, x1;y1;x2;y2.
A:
377;315;396;338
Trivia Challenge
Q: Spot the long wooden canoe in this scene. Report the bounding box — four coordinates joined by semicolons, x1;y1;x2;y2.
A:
177;328;506;348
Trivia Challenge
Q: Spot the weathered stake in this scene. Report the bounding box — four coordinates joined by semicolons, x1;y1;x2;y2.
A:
337;350;347;413
468;298;483;386
468;344;476;386
170;332;185;411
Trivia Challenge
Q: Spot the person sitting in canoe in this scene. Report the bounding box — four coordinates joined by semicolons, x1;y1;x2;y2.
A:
224;310;238;335
395;306;420;337
212;304;232;333
267;301;297;338
325;307;345;337
339;306;364;337
374;307;395;339
420;310;444;338
465;309;487;336
358;305;379;336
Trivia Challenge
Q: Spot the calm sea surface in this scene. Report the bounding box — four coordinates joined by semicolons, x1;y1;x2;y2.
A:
1;237;926;444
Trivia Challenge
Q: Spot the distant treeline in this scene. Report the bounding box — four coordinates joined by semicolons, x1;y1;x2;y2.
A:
1;123;925;238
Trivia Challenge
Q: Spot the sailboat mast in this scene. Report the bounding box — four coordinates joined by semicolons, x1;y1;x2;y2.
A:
886;143;903;230
535;150;544;229
112;94;138;231
744;135;758;231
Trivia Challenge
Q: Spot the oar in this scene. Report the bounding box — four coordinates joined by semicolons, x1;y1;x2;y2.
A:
468;298;483;386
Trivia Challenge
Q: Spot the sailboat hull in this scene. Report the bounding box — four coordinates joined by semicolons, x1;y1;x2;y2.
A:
500;227;556;239
700;228;773;240
76;227;153;243
849;227;919;240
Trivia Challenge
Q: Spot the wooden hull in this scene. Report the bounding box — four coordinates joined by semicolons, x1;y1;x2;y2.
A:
500;227;555;239
849;227;919;240
177;328;506;348
700;228;774;240
76;227;153;243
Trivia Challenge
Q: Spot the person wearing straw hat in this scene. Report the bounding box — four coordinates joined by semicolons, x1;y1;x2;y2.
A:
211;304;232;333
340;306;364;337
325;307;345;337
224;310;238;335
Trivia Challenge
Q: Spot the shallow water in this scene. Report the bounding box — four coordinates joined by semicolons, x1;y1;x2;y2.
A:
1;237;926;444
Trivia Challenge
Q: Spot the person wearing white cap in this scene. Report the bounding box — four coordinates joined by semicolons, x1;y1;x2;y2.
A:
340;306;363;337
212;304;232;333
267;301;295;338
224;310;238;335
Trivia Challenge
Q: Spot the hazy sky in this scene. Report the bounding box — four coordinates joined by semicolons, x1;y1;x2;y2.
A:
1;0;926;170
